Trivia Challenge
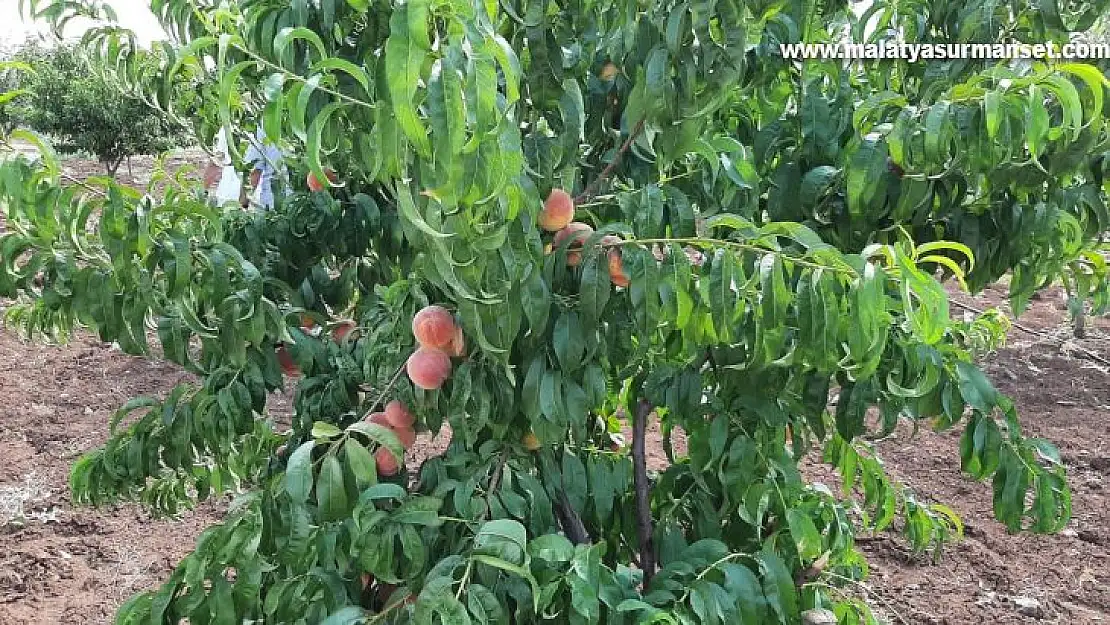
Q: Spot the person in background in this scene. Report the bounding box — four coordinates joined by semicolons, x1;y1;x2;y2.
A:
202;125;290;210
202;127;245;207
243;124;291;211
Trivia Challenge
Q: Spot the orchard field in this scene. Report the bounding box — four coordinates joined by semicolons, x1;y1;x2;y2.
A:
0;160;1106;625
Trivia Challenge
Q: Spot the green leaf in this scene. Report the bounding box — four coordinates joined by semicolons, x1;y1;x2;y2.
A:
415;577;472;625
274;26;328;63
561;451;587;512
474;519;528;565
552;311;585;373
758;550;797;623
321;606;366;625
310;57;372;99
578;254;611;327
312;421;343;439
284;441;315;504
845;140;888;217
786;509;823;560
955;361;998;412
346;421;406;465
527;534;574;563
799;165;839;209
344;439;377;489
393;496;445;526
317;454;349;522
383;0;432;157
396;182;453;239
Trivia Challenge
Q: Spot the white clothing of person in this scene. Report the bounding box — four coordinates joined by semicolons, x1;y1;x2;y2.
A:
210;128;243;206
243;125;291;210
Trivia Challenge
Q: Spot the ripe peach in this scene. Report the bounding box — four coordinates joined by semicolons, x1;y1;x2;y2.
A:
394;425;417;449
366;411;390;427
553;222;594;267
276;344;300;376
307;168;338;191
608;249;630;287
406;347;453;390
522;432;541;451
383;400;415;429
375;447;400;476
411;305;457;350
333;320;357;342
539;189;575;232
447;326;466;358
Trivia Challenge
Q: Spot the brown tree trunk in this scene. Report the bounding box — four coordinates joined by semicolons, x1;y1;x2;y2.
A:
632;399;656;586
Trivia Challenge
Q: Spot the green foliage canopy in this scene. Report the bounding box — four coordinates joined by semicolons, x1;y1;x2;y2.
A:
1;0;1107;623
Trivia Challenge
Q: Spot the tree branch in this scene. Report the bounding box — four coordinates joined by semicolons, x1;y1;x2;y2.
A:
574;118;646;205
484;450;510;517
632;399;656;586
555;491;591;545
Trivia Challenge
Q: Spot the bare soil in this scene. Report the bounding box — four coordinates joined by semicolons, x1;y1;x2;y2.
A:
857;285;1110;624
0;156;1108;623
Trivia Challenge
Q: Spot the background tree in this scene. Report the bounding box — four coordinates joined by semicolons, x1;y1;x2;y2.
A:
0;56;29;136
1;0;1107;624
14;40;185;176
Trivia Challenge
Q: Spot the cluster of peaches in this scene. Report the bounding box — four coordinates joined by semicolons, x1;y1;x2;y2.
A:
539;189;630;287
358;306;465;475
405;305;466;390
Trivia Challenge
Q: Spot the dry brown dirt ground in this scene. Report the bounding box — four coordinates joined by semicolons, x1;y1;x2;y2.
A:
1;156;1108;624
856;285;1110;625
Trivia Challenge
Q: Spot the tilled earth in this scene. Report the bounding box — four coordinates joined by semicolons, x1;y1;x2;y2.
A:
856;285;1110;624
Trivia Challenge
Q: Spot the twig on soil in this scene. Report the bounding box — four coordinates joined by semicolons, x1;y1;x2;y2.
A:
632;399;656;586
574;119;646;205
814;572;913;625
950;298;1110;368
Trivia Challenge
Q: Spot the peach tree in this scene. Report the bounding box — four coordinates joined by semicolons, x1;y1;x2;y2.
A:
2;0;1108;622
